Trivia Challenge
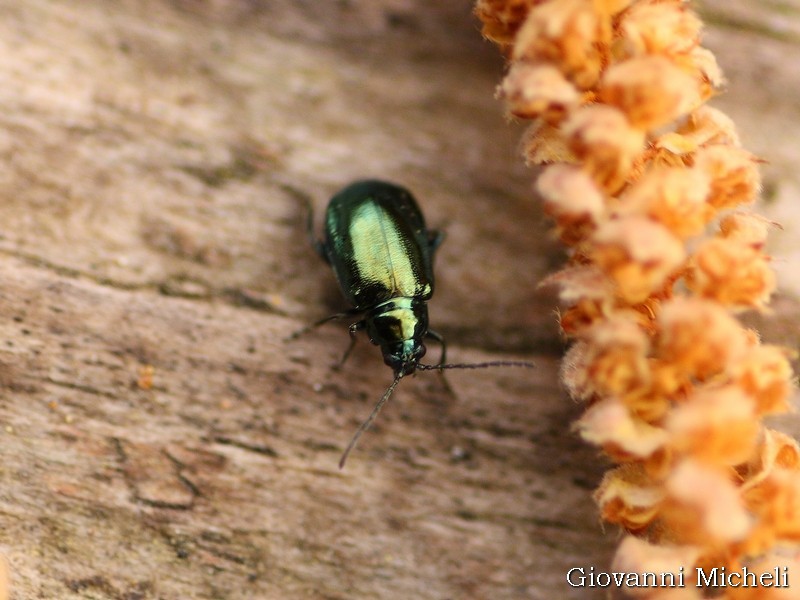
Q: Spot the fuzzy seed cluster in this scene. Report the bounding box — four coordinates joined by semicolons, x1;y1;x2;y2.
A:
477;0;798;594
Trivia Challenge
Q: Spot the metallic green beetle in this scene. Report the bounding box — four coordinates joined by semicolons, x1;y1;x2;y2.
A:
299;179;532;467
320;179;445;378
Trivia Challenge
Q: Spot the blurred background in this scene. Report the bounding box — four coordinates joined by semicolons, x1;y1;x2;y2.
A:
0;1;796;598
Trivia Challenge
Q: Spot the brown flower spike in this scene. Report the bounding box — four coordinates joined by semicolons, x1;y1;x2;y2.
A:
478;0;798;596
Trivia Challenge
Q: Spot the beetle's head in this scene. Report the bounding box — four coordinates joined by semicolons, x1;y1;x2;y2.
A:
382;339;426;377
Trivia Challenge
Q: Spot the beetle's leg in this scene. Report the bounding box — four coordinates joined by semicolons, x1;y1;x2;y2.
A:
426;328;454;395
428;230;445;257
281;183;329;262
284;309;361;342
426;328;447;366
335;320;365;369
306;200;328;263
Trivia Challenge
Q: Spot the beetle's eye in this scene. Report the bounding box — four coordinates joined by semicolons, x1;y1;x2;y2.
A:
384;353;403;370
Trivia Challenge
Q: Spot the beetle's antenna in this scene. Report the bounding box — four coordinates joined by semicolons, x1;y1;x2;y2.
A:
418;360;534;371
339;372;403;469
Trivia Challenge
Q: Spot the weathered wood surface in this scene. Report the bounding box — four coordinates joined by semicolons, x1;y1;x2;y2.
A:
0;1;797;599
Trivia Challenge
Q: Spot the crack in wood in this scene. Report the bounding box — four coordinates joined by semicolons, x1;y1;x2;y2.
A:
0;247;290;315
45;376;119;399
214;435;279;458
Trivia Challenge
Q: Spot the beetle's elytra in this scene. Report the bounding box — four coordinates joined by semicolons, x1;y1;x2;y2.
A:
321;179;444;378
296;179;533;467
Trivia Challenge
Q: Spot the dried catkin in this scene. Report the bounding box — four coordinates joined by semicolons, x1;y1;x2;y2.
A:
477;0;799;595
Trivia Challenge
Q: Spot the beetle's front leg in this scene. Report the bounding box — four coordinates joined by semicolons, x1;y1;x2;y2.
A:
335;320;365;369
426;328;454;395
426;328;447;367
284;309;361;342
